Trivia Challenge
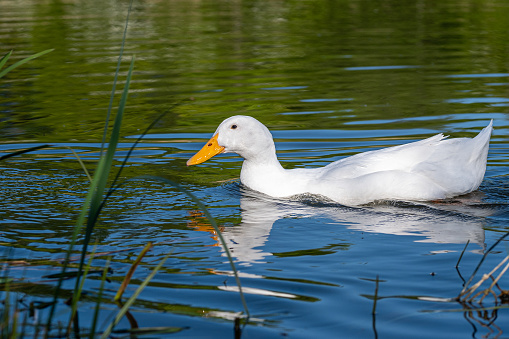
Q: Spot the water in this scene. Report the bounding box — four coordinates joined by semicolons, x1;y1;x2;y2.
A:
1;0;509;337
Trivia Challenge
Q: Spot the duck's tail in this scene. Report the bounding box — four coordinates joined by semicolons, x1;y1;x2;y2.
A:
472;120;493;156
476;119;493;139
468;120;493;190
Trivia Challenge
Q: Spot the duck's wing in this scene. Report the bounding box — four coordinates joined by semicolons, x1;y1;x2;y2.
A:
320;121;492;182
318;132;448;179
312;121;492;204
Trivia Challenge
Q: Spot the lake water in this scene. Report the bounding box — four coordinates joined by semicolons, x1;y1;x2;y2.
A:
1;0;509;337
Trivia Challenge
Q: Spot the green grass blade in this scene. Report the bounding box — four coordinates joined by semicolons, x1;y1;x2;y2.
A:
75;56;136;288
0;49;53;79
46;57;135;331
90;257;111;339
84;55;135;227
46;0;133;332
100;0;134;154
100;252;171;339
67;245;97;335
0;51;12;71
103;104;183;204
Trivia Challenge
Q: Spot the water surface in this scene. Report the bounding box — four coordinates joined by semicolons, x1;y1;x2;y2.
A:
1;0;509;337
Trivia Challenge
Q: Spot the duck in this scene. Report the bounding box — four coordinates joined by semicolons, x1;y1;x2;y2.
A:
187;115;493;206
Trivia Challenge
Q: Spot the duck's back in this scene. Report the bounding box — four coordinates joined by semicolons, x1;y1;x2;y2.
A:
311;121;492;205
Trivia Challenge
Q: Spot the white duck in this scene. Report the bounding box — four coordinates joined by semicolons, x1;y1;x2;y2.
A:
187;116;493;206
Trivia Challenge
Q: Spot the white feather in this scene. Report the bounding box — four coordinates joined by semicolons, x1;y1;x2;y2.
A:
206;116;492;206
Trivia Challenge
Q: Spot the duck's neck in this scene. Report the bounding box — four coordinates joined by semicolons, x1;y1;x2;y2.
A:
240;151;287;194
241;150;284;175
240;150;315;197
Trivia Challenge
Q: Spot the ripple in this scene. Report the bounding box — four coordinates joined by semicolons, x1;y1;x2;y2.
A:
445;73;509;78
345;65;421;71
446;97;509;104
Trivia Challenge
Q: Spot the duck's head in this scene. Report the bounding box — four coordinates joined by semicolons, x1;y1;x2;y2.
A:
187;115;276;166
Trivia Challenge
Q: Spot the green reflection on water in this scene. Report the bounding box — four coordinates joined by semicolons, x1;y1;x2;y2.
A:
1;0;508;142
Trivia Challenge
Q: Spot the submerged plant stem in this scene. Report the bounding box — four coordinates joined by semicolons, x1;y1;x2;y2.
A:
65;146;92;182
100;252;172;338
114;242;154;302
456;239;470;268
372;275;379;315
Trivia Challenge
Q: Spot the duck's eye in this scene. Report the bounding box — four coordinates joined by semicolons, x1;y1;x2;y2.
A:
231;124;237;129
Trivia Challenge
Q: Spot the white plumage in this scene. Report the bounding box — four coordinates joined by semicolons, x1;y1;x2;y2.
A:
188;116;492;206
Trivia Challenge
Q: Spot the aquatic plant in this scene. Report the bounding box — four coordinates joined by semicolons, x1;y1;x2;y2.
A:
458;233;509;304
0;1;248;338
0;50;54;162
0;49;53;79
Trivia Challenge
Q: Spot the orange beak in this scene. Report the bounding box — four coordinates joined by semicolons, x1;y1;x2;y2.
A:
187;133;225;166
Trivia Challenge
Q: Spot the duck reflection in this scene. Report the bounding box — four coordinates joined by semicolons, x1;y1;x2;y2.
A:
191;186;495;266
